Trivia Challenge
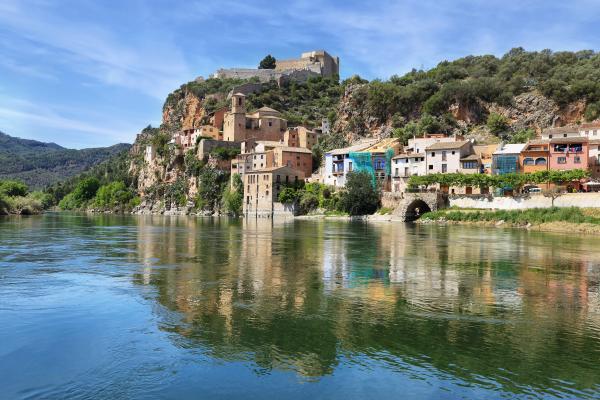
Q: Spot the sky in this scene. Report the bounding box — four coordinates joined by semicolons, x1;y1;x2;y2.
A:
1;0;599;149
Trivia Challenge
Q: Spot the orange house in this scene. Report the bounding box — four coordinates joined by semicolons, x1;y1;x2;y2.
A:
520;140;550;173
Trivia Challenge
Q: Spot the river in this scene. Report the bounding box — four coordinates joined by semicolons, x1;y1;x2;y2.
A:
1;213;600;399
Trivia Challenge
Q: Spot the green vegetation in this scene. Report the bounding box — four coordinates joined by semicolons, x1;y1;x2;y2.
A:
0;131;131;189
338;171;380;216
58;177;100;210
408;170;589;191
508;129;536;143
259;54;276;69
422;207;600;225
222;174;243;216
164;77;246;112
487;113;509;135
211;147;240;161
0;179;50;215
197;166;229;213
246;76;342;128
277;182;341;214
94;181;139;209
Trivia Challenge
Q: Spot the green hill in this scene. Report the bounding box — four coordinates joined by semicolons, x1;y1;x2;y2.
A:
0;131;131;189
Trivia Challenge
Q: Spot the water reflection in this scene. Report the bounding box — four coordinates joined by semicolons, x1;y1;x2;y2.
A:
1;214;600;398
124;216;600;395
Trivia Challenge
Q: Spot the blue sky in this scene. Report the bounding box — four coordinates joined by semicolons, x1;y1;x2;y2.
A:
1;0;599;148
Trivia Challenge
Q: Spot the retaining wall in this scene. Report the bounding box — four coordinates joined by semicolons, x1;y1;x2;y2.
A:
449;193;600;209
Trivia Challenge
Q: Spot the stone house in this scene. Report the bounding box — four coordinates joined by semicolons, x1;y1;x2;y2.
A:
425;141;473;174
588;139;600;178
273;146;313;177
390;153;426;193
406;134;463;154
243;166;305;217
284;127;319;149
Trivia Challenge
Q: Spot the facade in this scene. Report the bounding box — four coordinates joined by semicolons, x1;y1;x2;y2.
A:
284;127;319;149
243;166;305;217
406;134;462;154
473;144;498;174
492;144;526;175
520;140;550;174
324;140;378;188
541;126;579;140
459;154;481;174
144;145;156;164
548;137;588;171
425;141;473;174
588;139;600;178
579;122;600;138
273;146;313;177
223;94;287;142
391;153;425;193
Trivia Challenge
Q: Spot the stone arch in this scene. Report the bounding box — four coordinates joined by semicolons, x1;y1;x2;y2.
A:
403;199;432;221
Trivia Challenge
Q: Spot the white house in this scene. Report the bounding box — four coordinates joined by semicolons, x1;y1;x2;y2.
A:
390;153;426;192
425;141;473;174
323;140;378;188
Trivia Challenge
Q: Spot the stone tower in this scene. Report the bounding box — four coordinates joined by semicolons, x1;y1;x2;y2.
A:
224;93;247;142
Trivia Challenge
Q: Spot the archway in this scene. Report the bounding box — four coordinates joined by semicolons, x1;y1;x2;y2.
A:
404;199;432;222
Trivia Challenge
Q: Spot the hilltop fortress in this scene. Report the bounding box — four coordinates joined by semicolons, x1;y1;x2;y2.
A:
213;50;339;84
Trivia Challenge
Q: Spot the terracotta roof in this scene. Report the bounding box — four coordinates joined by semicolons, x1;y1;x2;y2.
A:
257;106;280;113
392;153;424;159
549;137;589;144
328;139;379;155
277;146;312;154
362;137;401;153
426;141;470;151
526;139;550;145
588;139;600;144
249;165;303;174
460;154;480;161
580;122;600;129
543;126;578;134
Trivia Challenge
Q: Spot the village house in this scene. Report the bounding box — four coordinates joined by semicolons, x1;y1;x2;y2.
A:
272;146;313;177
492;143;526;175
390;153;426;192
548;137;588;171
459;153;481;174
404;134;464;154
425;141;473;174
520;140;550;174
323;139;378;188
223;94;287;142
243;166;305;217
473;144;498;174
540;126;579;140
283;127;319;149
588;139;600;178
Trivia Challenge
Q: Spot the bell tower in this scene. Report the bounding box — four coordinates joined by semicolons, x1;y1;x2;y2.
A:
231;93;246;114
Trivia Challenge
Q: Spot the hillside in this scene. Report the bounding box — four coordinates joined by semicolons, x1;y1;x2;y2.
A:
54;48;600;210
0;131;131;189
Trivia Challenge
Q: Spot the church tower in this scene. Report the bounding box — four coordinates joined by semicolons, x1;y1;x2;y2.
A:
224;93;247;142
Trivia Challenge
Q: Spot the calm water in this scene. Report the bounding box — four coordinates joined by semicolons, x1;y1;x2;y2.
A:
1;214;600;399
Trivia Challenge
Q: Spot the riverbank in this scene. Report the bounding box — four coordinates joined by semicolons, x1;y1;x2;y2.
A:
418;207;600;234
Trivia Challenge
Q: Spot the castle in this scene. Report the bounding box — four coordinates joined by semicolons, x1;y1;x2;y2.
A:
213;50;339;84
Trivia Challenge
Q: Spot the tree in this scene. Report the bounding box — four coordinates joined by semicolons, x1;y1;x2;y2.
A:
258;55;276;69
222;174;243;216
543;187;564;207
198;166;228;212
487;113;509;134
338;171;380;216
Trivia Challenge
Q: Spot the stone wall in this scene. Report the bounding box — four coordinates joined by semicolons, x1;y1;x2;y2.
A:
197;139;241;160
449;193;600;209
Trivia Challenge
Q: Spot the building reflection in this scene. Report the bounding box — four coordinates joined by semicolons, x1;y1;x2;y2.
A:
128;216;600;392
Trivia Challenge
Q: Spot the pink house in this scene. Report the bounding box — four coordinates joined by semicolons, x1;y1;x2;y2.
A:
548;137;589;171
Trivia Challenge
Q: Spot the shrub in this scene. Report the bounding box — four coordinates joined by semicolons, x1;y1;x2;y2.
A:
487;113;509;134
0;180;28;197
222;174;243;216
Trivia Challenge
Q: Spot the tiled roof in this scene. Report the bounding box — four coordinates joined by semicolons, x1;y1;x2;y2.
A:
278;146;312;153
460;154;480;161
328;139;379;155
392;153;424;159
426;141;469;151
549;137;589;144
543;126;578;134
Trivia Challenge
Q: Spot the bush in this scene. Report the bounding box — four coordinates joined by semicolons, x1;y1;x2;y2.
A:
338;171;380;216
94;181;135;209
487;113;509;134
0;180;28;197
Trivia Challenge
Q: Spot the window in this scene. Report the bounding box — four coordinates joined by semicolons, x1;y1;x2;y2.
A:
268;121;272;127
554;144;567;152
563;134;568;137
557;157;567;164
431;152;436;157
535;158;547;166
442;151;447;161
395;168;399;176
451;151;455;155
276;175;280;182
574;156;581;164
348;161;353;171
523;158;535;165
429;165;433;170
442;164;447;173
549;134;553;139
404;167;409;176
462;161;478;169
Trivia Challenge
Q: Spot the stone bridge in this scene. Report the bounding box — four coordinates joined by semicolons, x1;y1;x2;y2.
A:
381;191;447;222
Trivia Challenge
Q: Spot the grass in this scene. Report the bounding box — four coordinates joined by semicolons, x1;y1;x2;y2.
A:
377;207;394;215
422;207;600;225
